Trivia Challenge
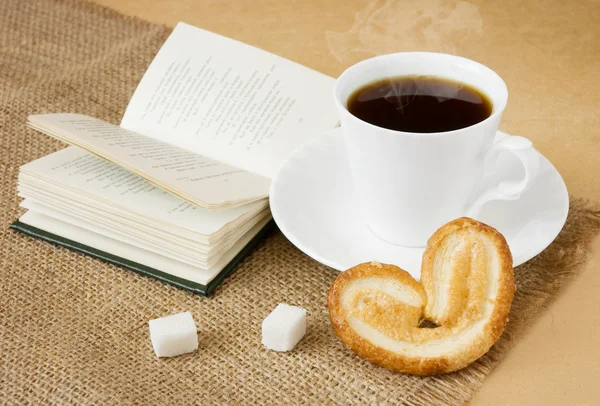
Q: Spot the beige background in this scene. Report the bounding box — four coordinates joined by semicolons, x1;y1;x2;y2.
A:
92;0;600;404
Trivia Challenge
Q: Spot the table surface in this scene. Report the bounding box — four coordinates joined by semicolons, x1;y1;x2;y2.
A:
93;0;600;404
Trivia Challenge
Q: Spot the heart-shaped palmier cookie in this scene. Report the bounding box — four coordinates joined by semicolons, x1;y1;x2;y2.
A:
328;217;515;375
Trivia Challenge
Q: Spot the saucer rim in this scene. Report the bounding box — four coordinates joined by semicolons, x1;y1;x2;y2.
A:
270;128;570;272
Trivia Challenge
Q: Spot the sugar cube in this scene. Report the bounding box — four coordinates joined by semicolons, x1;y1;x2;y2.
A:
261;304;307;352
149;311;198;357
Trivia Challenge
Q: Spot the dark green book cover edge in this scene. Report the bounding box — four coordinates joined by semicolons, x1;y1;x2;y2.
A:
10;220;274;296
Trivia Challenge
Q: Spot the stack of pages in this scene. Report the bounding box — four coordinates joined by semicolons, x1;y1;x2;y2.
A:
12;22;339;295
16;147;271;294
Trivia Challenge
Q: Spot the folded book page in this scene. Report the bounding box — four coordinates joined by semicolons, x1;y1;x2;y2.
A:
27;115;271;210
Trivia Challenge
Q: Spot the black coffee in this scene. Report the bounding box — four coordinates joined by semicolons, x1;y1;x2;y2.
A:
347;76;492;133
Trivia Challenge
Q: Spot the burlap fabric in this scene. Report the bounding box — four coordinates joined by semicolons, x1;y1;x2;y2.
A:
1;0;600;404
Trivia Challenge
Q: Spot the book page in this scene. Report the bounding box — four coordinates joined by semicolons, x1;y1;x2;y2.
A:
18;179;270;252
19;210;271;284
19;199;269;267
121;22;339;178
28;114;270;210
19;146;267;237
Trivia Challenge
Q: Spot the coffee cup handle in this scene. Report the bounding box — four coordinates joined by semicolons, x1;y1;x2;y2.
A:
466;133;540;218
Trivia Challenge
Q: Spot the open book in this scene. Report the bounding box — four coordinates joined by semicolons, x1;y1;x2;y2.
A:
13;22;339;295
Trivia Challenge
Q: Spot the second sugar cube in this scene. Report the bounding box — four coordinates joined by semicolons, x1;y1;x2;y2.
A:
261;304;307;352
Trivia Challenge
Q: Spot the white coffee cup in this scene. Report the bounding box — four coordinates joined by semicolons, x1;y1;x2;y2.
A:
334;52;539;247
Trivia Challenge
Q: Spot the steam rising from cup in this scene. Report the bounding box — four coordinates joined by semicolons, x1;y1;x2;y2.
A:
325;0;484;66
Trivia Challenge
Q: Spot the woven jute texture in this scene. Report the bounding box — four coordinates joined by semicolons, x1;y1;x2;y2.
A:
1;1;600;404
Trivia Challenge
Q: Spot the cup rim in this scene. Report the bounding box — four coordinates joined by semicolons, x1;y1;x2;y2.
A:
333;51;509;137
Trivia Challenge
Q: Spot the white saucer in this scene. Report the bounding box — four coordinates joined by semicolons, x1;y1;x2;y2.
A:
270;128;569;280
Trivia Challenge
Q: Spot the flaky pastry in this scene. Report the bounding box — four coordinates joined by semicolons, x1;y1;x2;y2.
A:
328;218;515;375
